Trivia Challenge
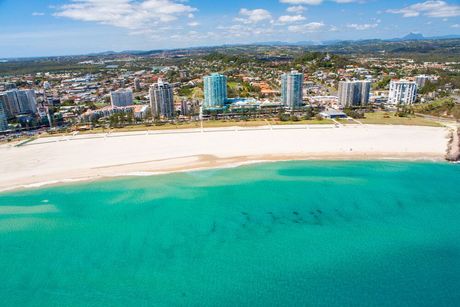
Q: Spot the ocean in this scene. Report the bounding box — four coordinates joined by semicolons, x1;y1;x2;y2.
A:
0;161;459;306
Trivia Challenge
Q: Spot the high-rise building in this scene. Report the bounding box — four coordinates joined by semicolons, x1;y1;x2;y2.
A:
415;75;430;88
338;80;371;107
388;80;418;105
0;99;8;131
17;90;38;114
181;100;190;116
360;81;371;105
0;89;37;118
149;79;175;119
281;70;304;109
134;78;142;91
110;89;133;107
0;82;16;91
203;73;227;109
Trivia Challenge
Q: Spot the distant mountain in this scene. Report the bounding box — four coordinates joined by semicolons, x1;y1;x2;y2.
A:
403;32;425;40
76;34;460;58
250;33;460;48
389;33;460;41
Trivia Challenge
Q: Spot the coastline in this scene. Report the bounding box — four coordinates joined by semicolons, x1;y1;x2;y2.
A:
0;124;451;193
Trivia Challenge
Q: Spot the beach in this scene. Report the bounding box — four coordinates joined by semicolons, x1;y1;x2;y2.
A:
0;124;450;192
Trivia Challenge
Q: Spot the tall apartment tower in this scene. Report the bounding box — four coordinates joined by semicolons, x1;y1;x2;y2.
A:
0;99;8;131
134;78;142;91
388;80;418;105
338;80;371;107
203;73;227;109
281;70;304;109
0;89;37;118
149;79;175;119
110;89;133;107
17;90;38;114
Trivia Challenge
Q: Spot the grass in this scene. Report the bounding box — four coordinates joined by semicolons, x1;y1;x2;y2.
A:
36;119;335;138
413;98;460;120
358;112;443;127
227;81;240;89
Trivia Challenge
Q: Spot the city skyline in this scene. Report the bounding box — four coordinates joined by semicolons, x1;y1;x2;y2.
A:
0;0;459;58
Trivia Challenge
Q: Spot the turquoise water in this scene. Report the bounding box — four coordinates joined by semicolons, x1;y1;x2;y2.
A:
0;161;460;306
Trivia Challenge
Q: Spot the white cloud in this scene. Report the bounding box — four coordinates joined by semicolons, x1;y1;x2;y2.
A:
347;23;378;30
280;0;361;4
188;21;200;27
286;6;306;13
235;8;272;24
329;25;339;32
281;0;323;5
288;22;325;32
32;12;45;16
452;24;460;28
387;1;460;18
54;0;197;32
218;23;278;38
278;15;306;24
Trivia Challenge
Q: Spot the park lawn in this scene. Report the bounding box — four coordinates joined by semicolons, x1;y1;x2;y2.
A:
35;118;336;138
358;112;443;127
227;81;240;89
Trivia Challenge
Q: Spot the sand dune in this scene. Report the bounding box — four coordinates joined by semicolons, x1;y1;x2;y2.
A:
0;124;450;192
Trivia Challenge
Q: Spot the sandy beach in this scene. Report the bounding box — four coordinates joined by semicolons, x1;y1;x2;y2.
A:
0;124;451;192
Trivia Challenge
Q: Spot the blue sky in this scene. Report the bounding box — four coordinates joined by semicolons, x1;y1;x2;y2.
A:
0;0;459;57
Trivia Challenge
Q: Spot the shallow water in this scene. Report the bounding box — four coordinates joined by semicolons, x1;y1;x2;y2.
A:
0;161;459;306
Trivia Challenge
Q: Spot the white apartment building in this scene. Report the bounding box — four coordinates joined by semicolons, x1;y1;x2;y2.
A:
388;80;418;105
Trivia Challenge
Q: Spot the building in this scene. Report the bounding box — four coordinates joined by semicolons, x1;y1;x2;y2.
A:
179;70;188;80
415;75;438;89
388;80;418;105
320;109;347;119
181;100;190;116
82;105;133;122
0;82;16;91
281;70;304;109
133;78;142;91
0;89;37;118
338;80;371;107
149;79;174;119
110;89;133;107
0;99;8;131
132;105;149;120
203;73;227;109
415;75;429;88
17;90;38;114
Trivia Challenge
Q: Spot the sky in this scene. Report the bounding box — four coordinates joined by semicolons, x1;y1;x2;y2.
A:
0;0;459;58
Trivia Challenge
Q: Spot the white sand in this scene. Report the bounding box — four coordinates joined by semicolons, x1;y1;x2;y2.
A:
0;124;450;192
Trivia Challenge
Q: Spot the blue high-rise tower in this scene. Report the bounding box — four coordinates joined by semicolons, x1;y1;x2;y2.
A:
203;73;227;109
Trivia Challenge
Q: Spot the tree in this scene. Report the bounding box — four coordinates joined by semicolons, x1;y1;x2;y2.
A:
419;81;436;94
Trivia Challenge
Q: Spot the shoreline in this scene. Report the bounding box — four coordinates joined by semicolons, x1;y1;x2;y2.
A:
0;153;448;193
0;124;452;193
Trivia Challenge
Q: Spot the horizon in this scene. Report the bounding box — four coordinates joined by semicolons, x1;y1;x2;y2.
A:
0;0;459;58
1;31;459;60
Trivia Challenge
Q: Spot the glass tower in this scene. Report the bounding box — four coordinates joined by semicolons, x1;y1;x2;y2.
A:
338;80;371;107
281;71;304;109
203;73;227;109
149;79;175;119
